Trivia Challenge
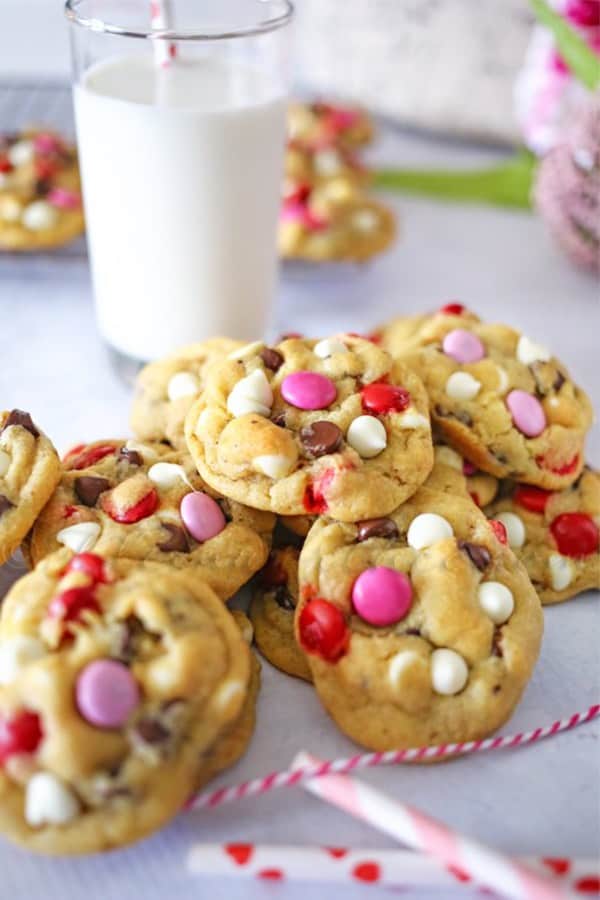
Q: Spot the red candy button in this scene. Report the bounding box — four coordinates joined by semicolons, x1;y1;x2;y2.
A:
66;443;117;471
439;302;466;315
514;485;553;514
361;382;410;415
298;598;350;662
550;513;599;558
0;710;43;763
105;488;158;524
536;453;580;476
65;552;109;584
0;157;13;174
489;519;508;544
48;585;100;623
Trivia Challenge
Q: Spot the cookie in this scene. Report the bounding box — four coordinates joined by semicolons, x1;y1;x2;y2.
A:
0;551;251;854
249;546;312;681
432;442;499;508
131;338;242;449
285;141;369;192
29;439;274;600
485;466;600;605
0;129;84;251
0;409;61;565
185;336;434;521
296;488;543;751
287;101;374;149
378;305;593;490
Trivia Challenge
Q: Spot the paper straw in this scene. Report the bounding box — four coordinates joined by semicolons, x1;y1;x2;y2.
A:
187;843;600;893
150;0;176;67
188;703;599;811
295;752;567;900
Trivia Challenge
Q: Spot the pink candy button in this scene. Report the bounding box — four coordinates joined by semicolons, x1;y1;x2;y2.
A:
180;491;226;542
33;132;63;155
280;199;327;231
76;659;139;728
351;566;413;627
506;390;547;437
442;329;485;364
281;372;337;410
47;187;81;210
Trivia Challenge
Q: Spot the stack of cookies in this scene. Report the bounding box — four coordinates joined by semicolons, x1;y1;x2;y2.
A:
0;303;596;854
279;101;396;262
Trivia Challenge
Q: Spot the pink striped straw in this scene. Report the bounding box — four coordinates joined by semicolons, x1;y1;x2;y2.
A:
296;752;566;900
150;0;176;67
188;703;599;811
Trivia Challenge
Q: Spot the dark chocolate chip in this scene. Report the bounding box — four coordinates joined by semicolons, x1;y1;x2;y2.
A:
405;627;421;637
74;475;110;507
0;495;14;518
260;347;284;372
492;684;501;694
458;540;491;572
119;615;145;659
271;411;287;428
157;523;190;553
356;517;399;542
35;178;51;197
273;585;295;611
492;627;503;658
1;409;39;438
300;420;343;458
134;718;170;744
553;371;566;392
118;447;143;466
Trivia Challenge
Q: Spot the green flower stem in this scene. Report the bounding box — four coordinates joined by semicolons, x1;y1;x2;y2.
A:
529;0;600;91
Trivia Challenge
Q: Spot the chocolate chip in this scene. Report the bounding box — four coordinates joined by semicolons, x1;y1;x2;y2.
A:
458;540;491;572
134;718;170;744
271;411;287;428
260;347;284;372
356;517;399;542
157;523;190;553
300;421;343;458
0;495;14;518
273;585;295;611
74;475;110;507
35;178;51;197
118;447;143;466
492;627;503;658
1;409;39;438
405;627;421;637
433;405;472;426
553;371;566;392
119;615;145;660
492;684;501;694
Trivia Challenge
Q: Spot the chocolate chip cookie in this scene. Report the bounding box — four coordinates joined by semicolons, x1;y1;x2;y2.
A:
29;439;274;600
296;488;543;751
0;551;251;854
131;337;242;449
185;336;434;522
0;409;61;565
0;129;84;251
485;466;600;604
378;305;593;490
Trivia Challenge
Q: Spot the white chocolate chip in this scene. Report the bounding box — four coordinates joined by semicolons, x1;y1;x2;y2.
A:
434;445;462;471
313;338;348;358
56;522;101;553
253;454;295;479
548;553;574;591
0;636;46;685
167;371;200;402
396;410;430;430
227;369;273;418
0;195;22;222
388;650;421;688
147;462;191;490
407;513;453;550
445;371;481;400
194;408;213;438
25;772;80;827
227;341;265;360
430;648;468;696
21;201;58;231
495;366;510;395
314;148;342;176
495;512;526;549
214;680;244;710
516;335;551;366
478;581;514;624
8;139;34;166
0;449;10;477
352;209;379;232
346;415;387;459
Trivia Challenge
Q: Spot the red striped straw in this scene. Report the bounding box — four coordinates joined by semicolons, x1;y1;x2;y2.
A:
187;703;599;811
150;0;176;67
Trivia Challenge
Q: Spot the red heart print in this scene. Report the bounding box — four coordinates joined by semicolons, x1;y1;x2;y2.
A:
542;858;570;876
575;876;600;894
447;864;472;883
352;862;381;883
225;843;253;866
258;869;284;881
325;847;347;859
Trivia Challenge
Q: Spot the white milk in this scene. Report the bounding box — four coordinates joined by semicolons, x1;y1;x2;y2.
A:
74;55;287;360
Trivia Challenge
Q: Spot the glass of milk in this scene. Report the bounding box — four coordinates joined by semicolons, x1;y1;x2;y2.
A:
65;0;293;374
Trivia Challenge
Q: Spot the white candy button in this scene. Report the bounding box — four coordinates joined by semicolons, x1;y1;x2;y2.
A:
253;454;295;479
478;581;514;624
313;338;348;359
431;648;468;695
56;522;101;553
434;446;462;470
396;410;430;430
346;415;387;458
516;335;551;366
407;513;453;550
495;512;526;549
388;650;421;688
227;369;273;418
314;148;341;176
0;449;10;477
21;201;58;231
8;139;34;166
25;773;80;827
147;462;190;489
352;209;379;232
548;553;574;591
445;372;481;401
495;366;510;395
167;371;200;402
0;636;45;685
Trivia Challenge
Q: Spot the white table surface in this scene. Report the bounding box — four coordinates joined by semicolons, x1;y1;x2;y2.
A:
0;123;599;900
